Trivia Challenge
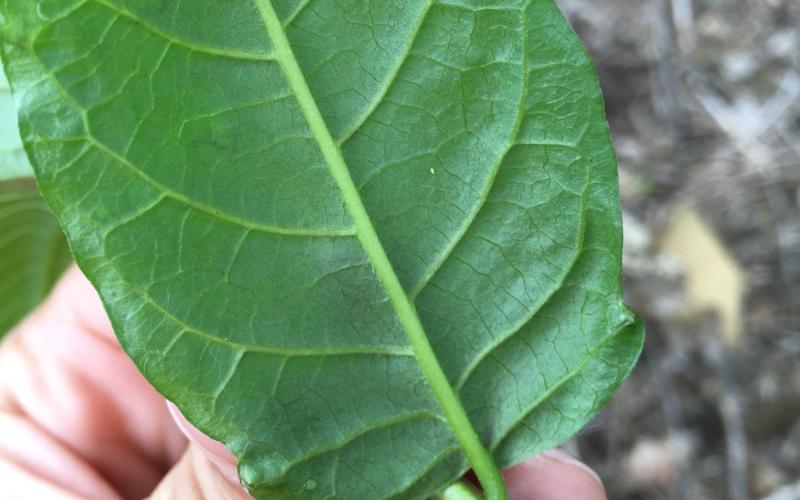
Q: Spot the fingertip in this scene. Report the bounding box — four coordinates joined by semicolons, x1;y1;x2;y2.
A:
166;402;241;488
149;446;252;500
504;449;606;500
538;449;604;488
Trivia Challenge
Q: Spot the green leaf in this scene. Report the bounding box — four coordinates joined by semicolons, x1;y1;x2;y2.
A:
1;0;644;498
0;64;70;336
0;179;71;334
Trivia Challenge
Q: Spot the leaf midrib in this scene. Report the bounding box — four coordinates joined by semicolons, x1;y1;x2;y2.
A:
253;1;506;498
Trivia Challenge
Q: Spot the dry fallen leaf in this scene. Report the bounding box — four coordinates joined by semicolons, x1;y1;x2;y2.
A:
659;206;746;345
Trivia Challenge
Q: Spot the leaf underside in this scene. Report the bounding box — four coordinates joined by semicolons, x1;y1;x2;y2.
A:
0;1;644;498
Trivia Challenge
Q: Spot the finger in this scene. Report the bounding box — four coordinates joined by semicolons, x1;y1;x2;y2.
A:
166;402;241;489
0;458;88;500
148;445;251;500
504;449;607;500
0;410;121;500
0;265;187;498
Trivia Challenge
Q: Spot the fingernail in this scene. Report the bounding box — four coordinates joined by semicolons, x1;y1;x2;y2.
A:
540;449;604;487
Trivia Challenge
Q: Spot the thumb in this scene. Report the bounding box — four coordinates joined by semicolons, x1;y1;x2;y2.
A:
148;403;250;500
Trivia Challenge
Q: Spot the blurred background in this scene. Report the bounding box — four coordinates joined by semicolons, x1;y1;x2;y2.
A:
557;0;800;498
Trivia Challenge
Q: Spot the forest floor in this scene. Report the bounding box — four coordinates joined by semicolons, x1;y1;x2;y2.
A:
558;0;800;498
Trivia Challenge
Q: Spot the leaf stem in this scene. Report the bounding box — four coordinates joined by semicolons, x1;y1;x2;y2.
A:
254;1;508;498
438;481;482;500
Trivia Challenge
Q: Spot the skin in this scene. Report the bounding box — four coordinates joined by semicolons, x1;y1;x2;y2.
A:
0;266;608;500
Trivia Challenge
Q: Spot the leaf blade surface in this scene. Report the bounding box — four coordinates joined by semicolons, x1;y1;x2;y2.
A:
0;0;644;497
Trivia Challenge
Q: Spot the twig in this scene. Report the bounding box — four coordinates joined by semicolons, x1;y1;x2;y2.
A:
705;335;750;500
670;0;695;51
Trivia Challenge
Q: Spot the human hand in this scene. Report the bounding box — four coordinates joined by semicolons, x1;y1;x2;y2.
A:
0;265;607;500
